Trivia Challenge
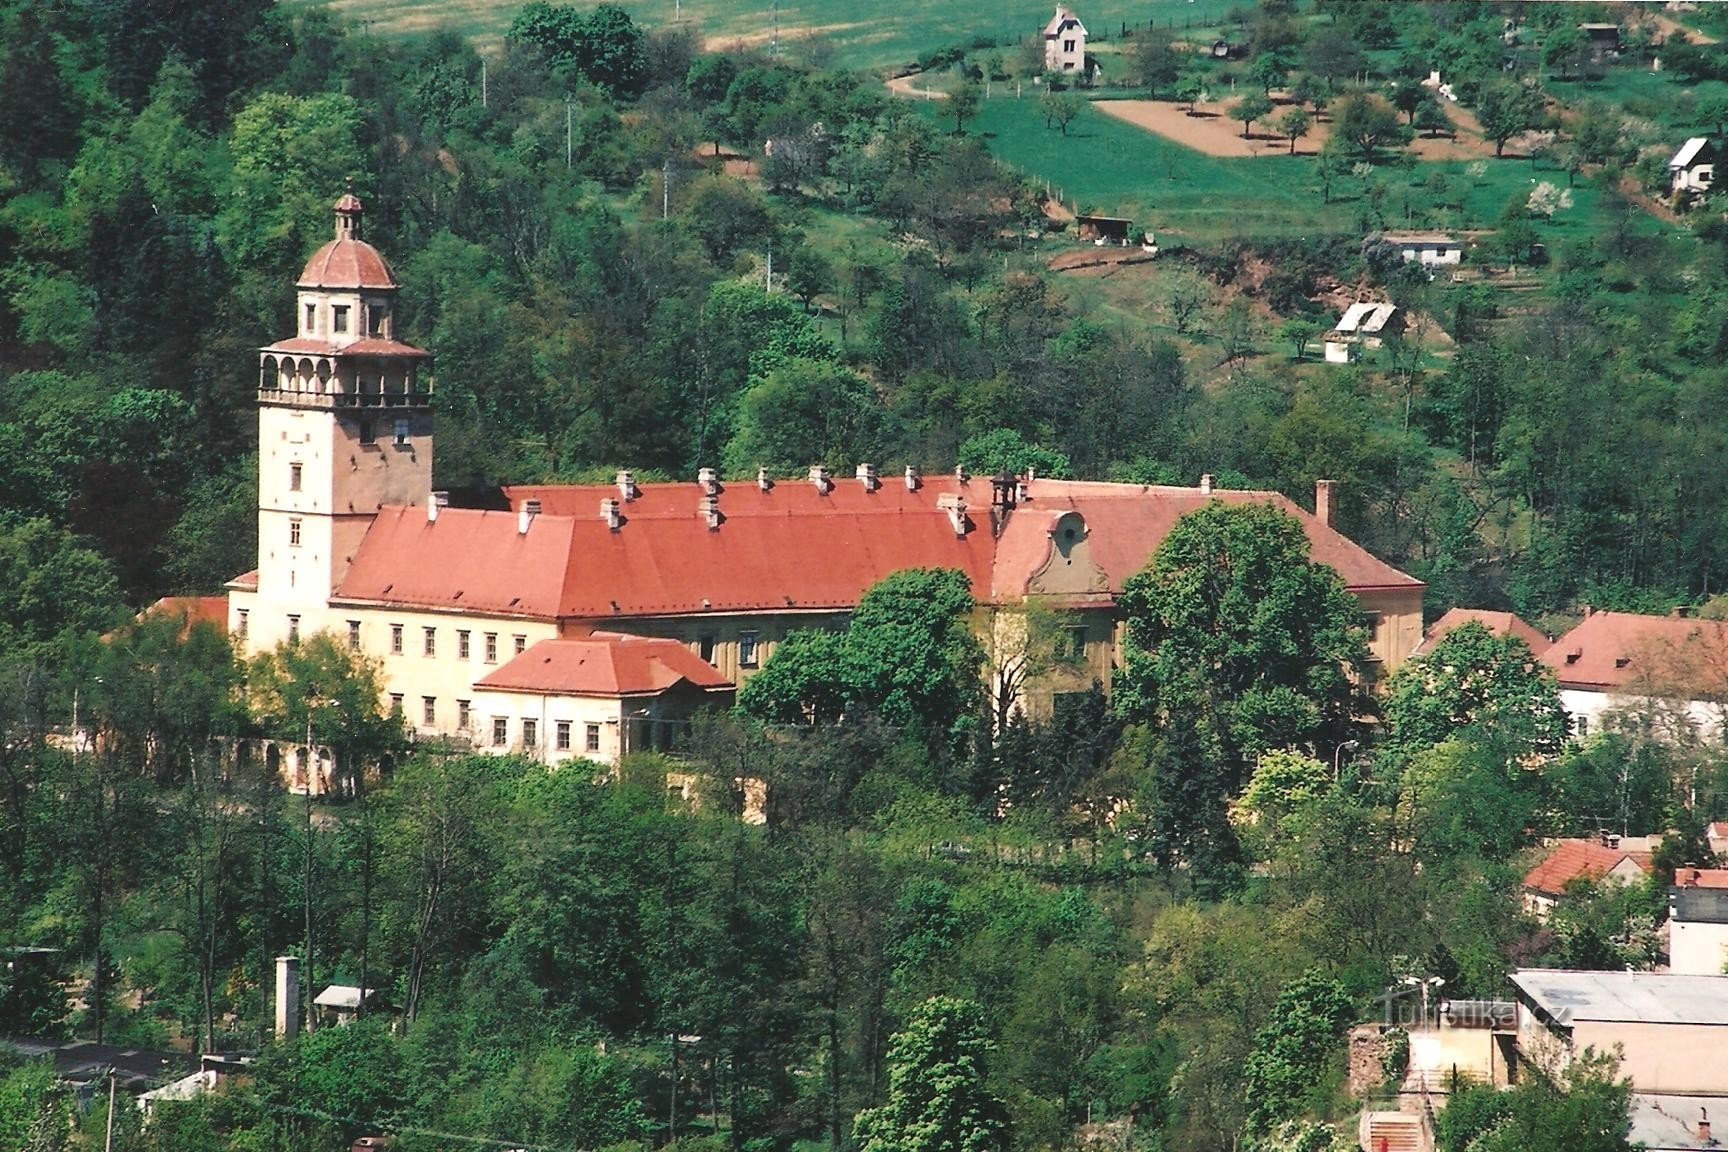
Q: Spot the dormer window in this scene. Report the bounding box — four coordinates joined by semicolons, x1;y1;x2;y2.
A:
333;305;350;334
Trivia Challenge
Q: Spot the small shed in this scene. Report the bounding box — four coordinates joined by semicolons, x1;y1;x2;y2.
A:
1075;214;1134;244
1669;137;1717;204
313;984;382;1027
1577;23;1621;54
1325;301;1401;363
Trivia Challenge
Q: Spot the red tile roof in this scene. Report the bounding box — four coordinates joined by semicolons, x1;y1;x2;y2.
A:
141;595;229;630
1524;838;1654;896
260;336;428;358
1540;611;1728;692
1675;868;1728;889
475;634;732;697
298;237;398;290
332;477;1421;621
228;570;258;590
1415;608;1549;656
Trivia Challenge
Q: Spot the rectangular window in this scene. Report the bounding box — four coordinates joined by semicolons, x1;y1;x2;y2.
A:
289;462;303;492
366;304;385;336
304;303;316;333
458;630;471;659
347;620;361;651
522;719;538;750
332;304;349;333
739;631;760;668
359;418;375;445
1576;714;1590;740
457;699;471;730
423;627;436;657
287;614;300;644
585;723;601;753
1064;625;1088;662
491;717;508;747
236;609;249;639
289;518;302;548
556;720;572;751
390;624;403;655
513;634;527;656
484;633;498;663
698;634;716;663
422;696;436;726
393;418;410;446
389;693;404;715
1064;38;1075;50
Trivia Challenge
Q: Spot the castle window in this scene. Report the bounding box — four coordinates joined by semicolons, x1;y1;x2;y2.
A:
332;305;349;334
556;721;571;751
458;630;471;659
359;419;375;445
585;723;601;753
739;631;760;668
422;696;436;726
390;624;403;655
287;615;300;644
423;627;436;657
347;620;361;651
513;634;527;656
304;303;316;333
491;717;508;747
522;719;538;750
289;518;302;548
394;418;410;447
289;462;303;492
457;700;471;730
366;304;386;337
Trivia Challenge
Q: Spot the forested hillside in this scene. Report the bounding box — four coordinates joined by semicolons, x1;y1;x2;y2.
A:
3;1;1728;1150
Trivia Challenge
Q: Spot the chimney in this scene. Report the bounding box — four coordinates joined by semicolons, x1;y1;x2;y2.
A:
809;465;832;494
698;495;722;531
274;956;300;1041
856;462;879;492
955;464;970;485
1699;1108;1711;1144
758;467;773;492
1315;479;1335;527
616;470;638;501
1016;470;1033;502
427;490;449;523
518;499;541;535
1199;473;1214;495
905;465;922;491
698;467;720;495
600;497;622;531
1601;831;1621;850
937;493;969;537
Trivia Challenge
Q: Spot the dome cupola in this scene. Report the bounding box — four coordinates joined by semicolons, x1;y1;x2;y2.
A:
297;192;398;291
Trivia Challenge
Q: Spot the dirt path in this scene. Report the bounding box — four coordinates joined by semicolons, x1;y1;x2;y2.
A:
1094;97;1497;162
1653;12;1716;44
885;72;949;100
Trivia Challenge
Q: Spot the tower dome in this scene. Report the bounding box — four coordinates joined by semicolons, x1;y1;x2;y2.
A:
297;193;398;290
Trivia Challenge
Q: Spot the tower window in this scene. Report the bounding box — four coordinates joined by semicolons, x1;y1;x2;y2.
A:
347;620;361;651
393;418;410;446
423;627;436;656
359;418;376;445
367;304;386;336
289;518;302;548
287;615;300;644
390;624;403;655
289;462;303;492
332;305;350;333
304;303;316;333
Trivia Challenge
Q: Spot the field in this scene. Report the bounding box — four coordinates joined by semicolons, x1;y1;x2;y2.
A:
1092;98;1492;162
294;0;1239;68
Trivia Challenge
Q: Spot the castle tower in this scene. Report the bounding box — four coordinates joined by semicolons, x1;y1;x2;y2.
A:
249;194;432;649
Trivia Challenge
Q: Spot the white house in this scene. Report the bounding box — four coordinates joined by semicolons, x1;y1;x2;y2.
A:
1669;137;1716;204
1380;231;1463;267
1043;6;1089;76
1672;874;1728;976
1540;609;1728;743
1324;301;1401;363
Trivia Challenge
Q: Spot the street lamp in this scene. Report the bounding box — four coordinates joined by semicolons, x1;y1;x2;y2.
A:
1401;975;1445;1028
1333;738;1359;781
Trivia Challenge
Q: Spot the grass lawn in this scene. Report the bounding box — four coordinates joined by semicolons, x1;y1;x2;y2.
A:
293;0;1239;68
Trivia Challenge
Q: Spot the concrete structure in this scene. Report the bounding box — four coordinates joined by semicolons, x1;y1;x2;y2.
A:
1324;301;1401;363
1508;970;1728;1095
1043;6;1088;76
1540;609;1728;744
223;195;1426;782
1521;836;1653;919
313;984;379;1027
274;955;299;1040
1380;232;1463;267
1671;878;1728;976
1669;137;1717;205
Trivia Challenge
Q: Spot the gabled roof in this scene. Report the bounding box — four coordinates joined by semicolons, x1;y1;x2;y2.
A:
1415;607;1548;656
312;985;377;1009
1540;610;1728;693
260;336;429;358
1676;868;1728;890
1670;137;1712;170
333;477;1421;621
1523;837;1653;897
1044;6;1085;37
475;634;732;698
1334;301;1398;334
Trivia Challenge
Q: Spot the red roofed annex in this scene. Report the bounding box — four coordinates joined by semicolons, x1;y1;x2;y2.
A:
222;197;1425;784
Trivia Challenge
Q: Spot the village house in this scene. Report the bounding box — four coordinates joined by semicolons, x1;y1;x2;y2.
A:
1042;6;1093;80
1521;835;1654;919
1411;606;1548;657
219;195;1427;788
1539;609;1728;743
1379;231;1464;267
1672;871;1728;976
1323;301;1401;363
1669;137;1717;206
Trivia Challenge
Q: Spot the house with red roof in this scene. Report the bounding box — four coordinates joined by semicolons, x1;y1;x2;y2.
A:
1522;836;1654;919
1671;870;1728;975
221;196;1426;786
1412;607;1548;657
1540;609;1728;743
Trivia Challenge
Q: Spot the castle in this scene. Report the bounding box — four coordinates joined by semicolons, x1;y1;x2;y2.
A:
220;196;1424;788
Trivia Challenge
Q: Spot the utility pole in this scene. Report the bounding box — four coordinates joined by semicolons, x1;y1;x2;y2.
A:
765;238;772;292
103;1070;116;1152
566;98;573;169
481;57;488;108
771;0;779;58
663;158;671;219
